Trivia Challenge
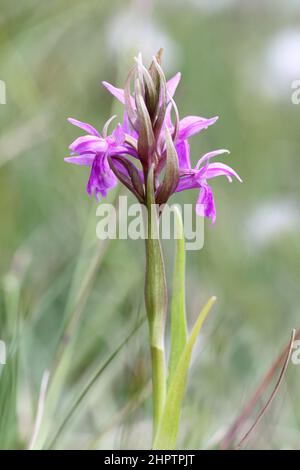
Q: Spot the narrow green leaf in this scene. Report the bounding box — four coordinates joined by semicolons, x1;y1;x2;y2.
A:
168;207;187;385
0;275;21;449
153;296;217;450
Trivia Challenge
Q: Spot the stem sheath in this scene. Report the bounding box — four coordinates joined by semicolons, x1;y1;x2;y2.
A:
145;165;167;443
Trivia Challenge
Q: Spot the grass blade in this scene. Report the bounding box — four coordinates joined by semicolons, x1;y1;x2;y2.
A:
45;317;145;450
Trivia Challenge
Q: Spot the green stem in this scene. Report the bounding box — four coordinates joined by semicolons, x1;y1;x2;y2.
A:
150;345;166;437
145;165;167;443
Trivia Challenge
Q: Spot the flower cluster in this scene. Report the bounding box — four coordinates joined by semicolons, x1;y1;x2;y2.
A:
66;51;241;222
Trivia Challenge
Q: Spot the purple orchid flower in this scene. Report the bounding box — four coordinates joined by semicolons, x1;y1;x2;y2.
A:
65;52;241;222
175;147;242;223
65;117;138;199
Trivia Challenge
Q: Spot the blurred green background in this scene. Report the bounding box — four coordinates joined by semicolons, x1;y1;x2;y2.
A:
1;0;300;450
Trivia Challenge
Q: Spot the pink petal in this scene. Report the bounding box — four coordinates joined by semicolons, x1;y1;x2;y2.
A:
112;123;125;145
178;115;219;140
166;72;181;98
64;154;95;166
102;81;135;108
176;140;191;170
204;162;242;182
196;149;230;169
68;118;100;137
196;184;216;223
102;81;126;104
175;174;198;192
69;135;107;154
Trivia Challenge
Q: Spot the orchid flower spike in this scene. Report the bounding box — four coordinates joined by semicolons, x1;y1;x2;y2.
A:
65;50;241;222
